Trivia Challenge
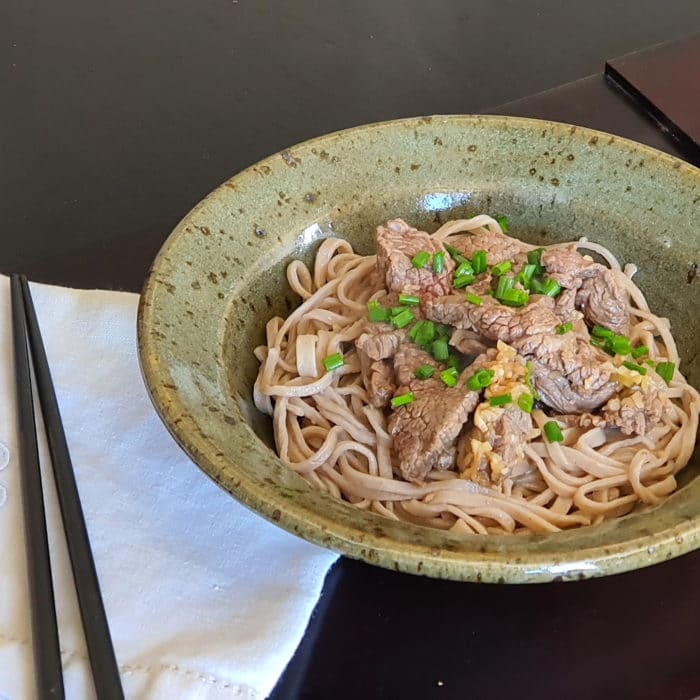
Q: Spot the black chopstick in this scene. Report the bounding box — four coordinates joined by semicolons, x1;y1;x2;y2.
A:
12;274;125;699
11;274;65;699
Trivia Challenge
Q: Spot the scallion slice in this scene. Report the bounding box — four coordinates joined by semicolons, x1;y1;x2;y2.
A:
446;354;459;370
495;275;515;299
466;369;495;391
622;360;647;375
465;292;482;305
608;334;631;356
491;260;512;276
440;367;458;387
471;250;487;275
414;364;435;380
500;288;529;307
391;391;415;408
656;361;675;385
391;308;415;329
556;322;573;335
432;251;445;274
411;250;430;269
518;393;534;413
431;337;449;361
591;325;614;339
517;263;538;289
322;353;344;372
455;260;475;277
631;344;649;359
453;273;475;289
543;420;564;443
367;300;390;323
489;393;512;407
414;320;436;347
443;243;467;263
495;214;509;233
527;248;543;267
398;293;420;306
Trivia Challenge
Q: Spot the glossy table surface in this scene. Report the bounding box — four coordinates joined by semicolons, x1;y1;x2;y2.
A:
4;3;700;698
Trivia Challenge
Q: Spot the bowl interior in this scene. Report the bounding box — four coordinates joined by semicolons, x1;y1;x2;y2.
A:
138;115;700;582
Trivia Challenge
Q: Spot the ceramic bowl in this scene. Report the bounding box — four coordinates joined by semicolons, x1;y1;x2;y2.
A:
137;115;700;582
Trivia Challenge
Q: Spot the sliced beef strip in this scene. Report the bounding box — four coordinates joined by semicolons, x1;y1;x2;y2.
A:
576;269;630;335
388;350;496;483
427;289;619;413
376;219;455;297
449;227;529;265
425;293;559;343
358;348;395;408
542;244;629;334
355;321;407;361
553;288;583;325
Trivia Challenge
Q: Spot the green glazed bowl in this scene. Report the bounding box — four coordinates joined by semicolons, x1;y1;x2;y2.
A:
137;115;700;583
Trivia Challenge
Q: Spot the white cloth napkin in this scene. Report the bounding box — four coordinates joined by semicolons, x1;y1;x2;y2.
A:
0;275;338;700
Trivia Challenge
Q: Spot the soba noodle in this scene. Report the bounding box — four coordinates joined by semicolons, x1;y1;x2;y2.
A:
253;216;699;534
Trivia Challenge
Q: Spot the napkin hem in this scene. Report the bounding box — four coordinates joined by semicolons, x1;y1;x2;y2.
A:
0;631;259;699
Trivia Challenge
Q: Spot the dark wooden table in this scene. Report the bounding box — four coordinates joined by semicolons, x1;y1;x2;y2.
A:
4;4;700;699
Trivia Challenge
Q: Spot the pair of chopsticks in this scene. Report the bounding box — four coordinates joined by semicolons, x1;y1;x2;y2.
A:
11;274;124;699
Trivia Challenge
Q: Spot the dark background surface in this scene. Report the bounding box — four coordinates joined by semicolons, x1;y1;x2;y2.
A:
3;1;700;286
3;3;700;699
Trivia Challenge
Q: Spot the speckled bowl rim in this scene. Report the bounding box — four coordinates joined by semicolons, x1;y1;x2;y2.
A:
138;114;700;583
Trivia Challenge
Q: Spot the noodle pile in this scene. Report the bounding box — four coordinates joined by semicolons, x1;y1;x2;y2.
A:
253;217;700;534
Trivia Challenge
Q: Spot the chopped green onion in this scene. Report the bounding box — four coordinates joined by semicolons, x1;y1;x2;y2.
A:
543;420;564;443
656;361;675;385
500;288;529;307
471;250;488;275
432;252;445;274
495;275;515;299
489;393;512;407
622;360;647;375
390;306;404;316
527;248;543;266
556;323;573;335
391;308;415;329
590;338;606;349
443;243;467;263
414;364;435;380
466;369;495;391
411;250;430;269
446;355;459;370
391;391;415;408
455;260;475;277
440;367;458;387
645;360;656;368
465;292;482;305
542;278;561;297
435;323;450;339
367;300;390;323
518;393;534;413
491;260;512;276
591;325;614;339
414;320;436;347
453;274;475;289
398;293;420;306
517;263;539;289
608;335;631;356
631;345;649;359
323;353;344;372
530;276;560;297
495;214;509;233
431;337;449;361
407;320;422;341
